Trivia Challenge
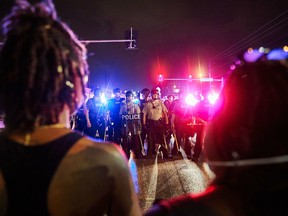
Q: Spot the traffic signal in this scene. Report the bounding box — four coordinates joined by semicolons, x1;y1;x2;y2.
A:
125;27;138;50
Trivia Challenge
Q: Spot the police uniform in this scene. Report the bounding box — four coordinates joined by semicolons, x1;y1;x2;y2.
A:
107;88;125;145
119;97;142;159
139;88;150;154
164;95;175;155
73;104;87;134
191;97;210;161
142;90;170;159
171;98;196;158
85;96;107;140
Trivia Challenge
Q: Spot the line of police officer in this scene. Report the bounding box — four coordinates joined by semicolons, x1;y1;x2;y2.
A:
72;87;209;161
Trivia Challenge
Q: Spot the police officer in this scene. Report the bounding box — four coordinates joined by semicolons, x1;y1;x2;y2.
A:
119;91;143;159
191;92;211;162
73;103;87;134
171;92;196;158
85;88;107;140
139;88;150;152
107;87;125;145
142;89;171;159
164;94;175;155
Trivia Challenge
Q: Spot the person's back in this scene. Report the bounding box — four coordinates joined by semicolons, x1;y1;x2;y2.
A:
145;49;288;215
0;130;140;216
0;1;141;215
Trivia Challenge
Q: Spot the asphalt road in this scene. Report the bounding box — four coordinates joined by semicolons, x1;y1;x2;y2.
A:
129;149;215;213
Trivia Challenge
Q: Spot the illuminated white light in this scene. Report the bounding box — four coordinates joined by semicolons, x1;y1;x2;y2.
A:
258;47;265;53
185;94;198;106
207;92;219;104
174;88;180;93
247;47;254;53
100;94;107;104
158;74;164;82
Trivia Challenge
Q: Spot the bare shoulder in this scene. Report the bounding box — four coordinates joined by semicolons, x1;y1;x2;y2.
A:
59;135;129;174
48;136;136;216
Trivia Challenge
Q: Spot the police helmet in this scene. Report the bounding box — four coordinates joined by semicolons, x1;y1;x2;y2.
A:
125;91;133;97
141;88;150;94
113;88;121;94
93;87;102;96
167;94;174;99
151;88;159;95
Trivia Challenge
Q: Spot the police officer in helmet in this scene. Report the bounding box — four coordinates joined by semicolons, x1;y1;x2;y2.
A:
85;87;107;140
107;87;125;145
119;91;143;159
142;88;171;159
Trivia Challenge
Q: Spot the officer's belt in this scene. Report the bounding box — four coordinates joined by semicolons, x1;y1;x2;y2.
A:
148;118;163;124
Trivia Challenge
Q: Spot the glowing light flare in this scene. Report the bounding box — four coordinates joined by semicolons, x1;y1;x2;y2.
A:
185;94;199;106
283;46;288;52
196;57;207;78
207;92;219;104
267;48;288;60
100;94;107;104
152;55;168;82
243;49;262;62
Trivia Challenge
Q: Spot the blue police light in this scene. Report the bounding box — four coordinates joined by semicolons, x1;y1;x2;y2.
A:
267;48;288;60
243;47;288;62
100;94;107;104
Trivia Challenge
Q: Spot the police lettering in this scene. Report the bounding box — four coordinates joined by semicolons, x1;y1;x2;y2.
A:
122;114;140;120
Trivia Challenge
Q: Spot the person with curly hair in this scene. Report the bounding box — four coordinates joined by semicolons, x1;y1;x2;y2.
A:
0;1;141;215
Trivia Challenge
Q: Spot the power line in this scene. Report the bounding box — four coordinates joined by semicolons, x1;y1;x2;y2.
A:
212;17;288;61
210;9;288;62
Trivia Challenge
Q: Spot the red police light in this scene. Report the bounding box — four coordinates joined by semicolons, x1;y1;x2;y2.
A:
158;74;164;82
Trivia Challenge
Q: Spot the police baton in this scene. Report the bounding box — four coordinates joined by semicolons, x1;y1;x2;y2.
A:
138;131;146;156
162;134;169;150
173;131;180;153
103;125;108;142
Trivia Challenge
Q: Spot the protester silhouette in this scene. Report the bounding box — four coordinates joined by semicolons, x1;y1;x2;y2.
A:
145;49;288;215
0;1;141;215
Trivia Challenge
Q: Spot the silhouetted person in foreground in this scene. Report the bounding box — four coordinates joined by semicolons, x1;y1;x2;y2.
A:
0;1;141;215
145;49;288;215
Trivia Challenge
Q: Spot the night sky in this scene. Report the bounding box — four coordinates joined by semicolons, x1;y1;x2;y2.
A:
1;0;287;91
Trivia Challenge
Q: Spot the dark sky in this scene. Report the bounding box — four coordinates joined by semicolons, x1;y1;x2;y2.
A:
1;0;287;91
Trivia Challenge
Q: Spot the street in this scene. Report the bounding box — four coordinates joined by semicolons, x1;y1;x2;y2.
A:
129;149;215;213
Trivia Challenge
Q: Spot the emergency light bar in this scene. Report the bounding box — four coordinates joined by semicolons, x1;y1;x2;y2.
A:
160;77;223;82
